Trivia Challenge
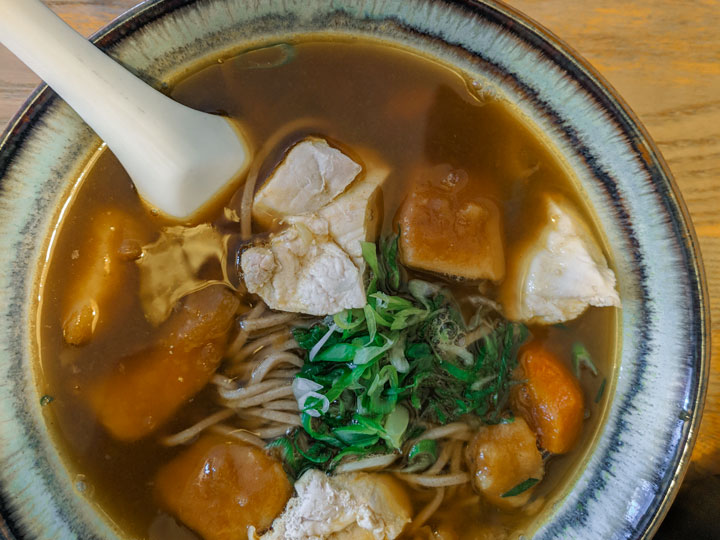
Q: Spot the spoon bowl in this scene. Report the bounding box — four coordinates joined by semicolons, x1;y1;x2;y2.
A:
0;0;251;219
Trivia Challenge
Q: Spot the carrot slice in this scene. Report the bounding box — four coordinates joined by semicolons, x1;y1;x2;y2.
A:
512;343;585;454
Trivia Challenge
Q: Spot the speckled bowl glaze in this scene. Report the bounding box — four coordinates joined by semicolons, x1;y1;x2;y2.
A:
0;0;708;539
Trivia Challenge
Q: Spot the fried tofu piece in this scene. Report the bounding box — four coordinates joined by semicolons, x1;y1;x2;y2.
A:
62;209;146;345
87;286;239;440
253;138;362;228
261;470;411;539
155;434;291;540
500;194;620;324
465;418;544;509
396;165;504;281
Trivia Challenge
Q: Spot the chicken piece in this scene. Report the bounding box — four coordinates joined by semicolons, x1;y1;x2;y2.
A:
155;433;291;540
316;162;388;269
261;470;411;540
501;194;620;324
62;209;145;345
241;222;366;315
396;164;504;281
253;138;362;228
465;418;544;509
512;343;585;454
87;286;239;440
137;223;228;325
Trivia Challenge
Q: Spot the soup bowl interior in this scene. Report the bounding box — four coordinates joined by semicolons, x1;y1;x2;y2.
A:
0;0;708;539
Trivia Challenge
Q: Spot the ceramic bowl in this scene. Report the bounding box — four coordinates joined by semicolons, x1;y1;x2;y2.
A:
0;0;708;538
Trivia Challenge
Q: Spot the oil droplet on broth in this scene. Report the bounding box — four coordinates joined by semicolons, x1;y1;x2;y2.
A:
74;474;95;497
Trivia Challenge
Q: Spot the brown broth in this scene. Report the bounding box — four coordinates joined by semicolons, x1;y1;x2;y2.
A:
36;39;618;539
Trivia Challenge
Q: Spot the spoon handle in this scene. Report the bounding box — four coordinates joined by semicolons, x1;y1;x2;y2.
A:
0;0;249;219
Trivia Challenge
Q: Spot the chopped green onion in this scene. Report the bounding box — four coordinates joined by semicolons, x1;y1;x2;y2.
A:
382;405;409;449
333;309;365;331
361;241;383;281
403;439;438;472
313;342;358;363
363;304;377;341
309;324;339;361
572;342;598;377
293;325;330;350
281;238;529;475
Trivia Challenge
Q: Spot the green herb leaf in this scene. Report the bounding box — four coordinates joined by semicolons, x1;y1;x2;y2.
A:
292;325;330;350
594;377;607;403
361;241;382;280
501;477;539;498
382;232;401;290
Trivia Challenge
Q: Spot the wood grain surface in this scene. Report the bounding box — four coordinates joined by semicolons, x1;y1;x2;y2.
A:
0;0;717;516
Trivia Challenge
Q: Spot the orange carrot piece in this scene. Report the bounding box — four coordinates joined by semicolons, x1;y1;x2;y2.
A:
512;343;585;454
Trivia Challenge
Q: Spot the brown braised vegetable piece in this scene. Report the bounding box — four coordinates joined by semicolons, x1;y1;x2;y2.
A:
155;433;292;540
86;285;239;441
61;209;145;345
395;164;504;281
465;418;544;509
511;342;585;454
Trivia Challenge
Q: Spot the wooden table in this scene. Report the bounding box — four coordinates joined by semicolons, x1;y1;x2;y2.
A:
1;0;718;526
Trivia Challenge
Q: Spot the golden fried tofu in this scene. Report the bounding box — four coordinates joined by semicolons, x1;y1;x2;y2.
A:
87;286;239;441
465;418;544;509
155;434;291;540
62;209;146;345
396;165;504;281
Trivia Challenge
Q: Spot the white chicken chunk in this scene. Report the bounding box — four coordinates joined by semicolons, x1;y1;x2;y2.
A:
259;470;411;540
501;194;621;324
242;141;389;315
253;138;362;228
299;162;388;270
241;222;366;316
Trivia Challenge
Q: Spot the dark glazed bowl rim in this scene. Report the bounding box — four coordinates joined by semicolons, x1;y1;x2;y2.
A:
0;1;709;539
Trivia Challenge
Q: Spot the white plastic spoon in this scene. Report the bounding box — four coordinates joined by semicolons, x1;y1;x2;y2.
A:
0;0;251;220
